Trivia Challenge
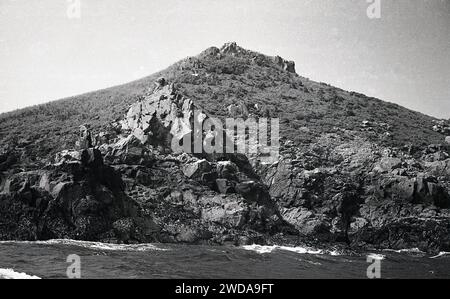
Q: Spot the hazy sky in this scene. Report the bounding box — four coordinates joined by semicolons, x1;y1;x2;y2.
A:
0;0;449;118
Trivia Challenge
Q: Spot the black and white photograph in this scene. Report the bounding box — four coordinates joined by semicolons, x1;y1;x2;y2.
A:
0;0;449;285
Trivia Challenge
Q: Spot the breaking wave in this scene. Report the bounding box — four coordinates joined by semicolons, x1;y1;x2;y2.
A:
241;244;341;256
0;268;41;279
0;239;168;252
383;248;424;254
430;252;450;259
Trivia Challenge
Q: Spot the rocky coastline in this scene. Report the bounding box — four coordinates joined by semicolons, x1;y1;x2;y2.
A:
1;44;450;254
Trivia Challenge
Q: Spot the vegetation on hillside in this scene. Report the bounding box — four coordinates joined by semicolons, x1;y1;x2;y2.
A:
0;43;446;163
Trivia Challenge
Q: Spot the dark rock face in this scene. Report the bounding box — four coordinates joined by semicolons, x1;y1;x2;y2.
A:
120;83;196;148
101;135;155;167
0;150;19;172
0;150;154;243
257;134;450;253
0;82;291;246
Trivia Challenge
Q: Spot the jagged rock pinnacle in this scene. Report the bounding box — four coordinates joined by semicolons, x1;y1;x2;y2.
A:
220;42;243;55
218;42;296;73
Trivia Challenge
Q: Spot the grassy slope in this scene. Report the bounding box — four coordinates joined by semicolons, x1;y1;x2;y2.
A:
0;44;443;162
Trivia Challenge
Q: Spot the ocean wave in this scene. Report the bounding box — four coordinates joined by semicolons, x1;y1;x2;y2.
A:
383;248;424;254
0;239;168;252
430;252;450;259
241;244;341;256
0;269;41;279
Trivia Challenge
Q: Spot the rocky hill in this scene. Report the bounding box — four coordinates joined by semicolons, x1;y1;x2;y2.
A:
1;42;450;253
1;42;448;163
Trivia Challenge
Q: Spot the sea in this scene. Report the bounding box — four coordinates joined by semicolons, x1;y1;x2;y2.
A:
0;240;449;279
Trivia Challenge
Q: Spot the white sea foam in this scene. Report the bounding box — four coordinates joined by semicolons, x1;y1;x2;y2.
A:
0;239;168;252
241;244;341;256
0;269;41;279
430;252;450;259
383;248;424;254
367;253;385;260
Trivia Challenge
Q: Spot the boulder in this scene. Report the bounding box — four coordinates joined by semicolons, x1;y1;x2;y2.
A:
175;226;206;243
373;157;403;173
273;56;296;73
201;46;220;57
54;148;103;168
349;218;369;235
281;208;331;237
201;201;246;228
55;150;82;164
394;177;416;201
182;159;212;179
103;135;154;166
424;160;450;177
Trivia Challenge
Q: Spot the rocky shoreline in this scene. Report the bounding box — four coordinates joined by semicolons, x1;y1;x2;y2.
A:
1;78;449;255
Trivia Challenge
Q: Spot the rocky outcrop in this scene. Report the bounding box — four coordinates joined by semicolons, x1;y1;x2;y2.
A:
432;120;450;134
182;159;212;179
257;133;450;253
120;83;195;148
0;147;156;243
0;80;294;247
273;56;296;73
424;159;450;177
220;42;244;55
101;134;155;166
76;125;93;150
218;42;296;74
119;81;234;161
372;157;403;173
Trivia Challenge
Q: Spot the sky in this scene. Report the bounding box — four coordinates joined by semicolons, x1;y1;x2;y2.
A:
0;0;449;118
